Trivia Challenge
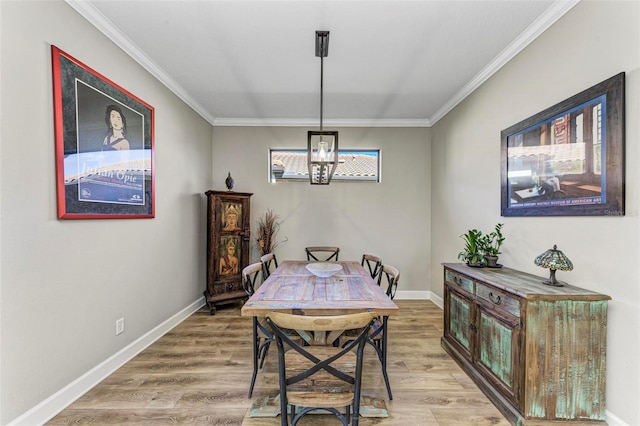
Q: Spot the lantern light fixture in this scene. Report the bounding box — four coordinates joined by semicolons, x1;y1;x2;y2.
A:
307;30;339;185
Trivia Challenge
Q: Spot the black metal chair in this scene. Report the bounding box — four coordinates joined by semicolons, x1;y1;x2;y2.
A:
305;246;340;261
342;263;400;400
371;264;400;399
242;262;273;398
361;254;382;281
266;311;376;426
260;252;278;279
378;264;400;300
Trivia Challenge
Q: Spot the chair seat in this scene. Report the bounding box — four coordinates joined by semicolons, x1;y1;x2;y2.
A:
288;391;355;409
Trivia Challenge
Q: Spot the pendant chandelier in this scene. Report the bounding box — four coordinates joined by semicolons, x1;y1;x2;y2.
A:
307;30;339;185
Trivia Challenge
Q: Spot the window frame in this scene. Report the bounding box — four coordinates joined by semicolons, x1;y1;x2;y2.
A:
269;148;381;183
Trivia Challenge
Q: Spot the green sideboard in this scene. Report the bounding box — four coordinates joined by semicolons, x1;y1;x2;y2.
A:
441;263;610;425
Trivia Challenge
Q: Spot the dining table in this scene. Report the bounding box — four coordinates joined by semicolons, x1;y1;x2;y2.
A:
241;259;400;418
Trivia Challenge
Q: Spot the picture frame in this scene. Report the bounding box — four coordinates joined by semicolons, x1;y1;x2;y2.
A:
501;73;625;217
52;46;155;219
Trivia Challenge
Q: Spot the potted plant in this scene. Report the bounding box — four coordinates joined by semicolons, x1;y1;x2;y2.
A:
480;223;505;268
458;229;485;267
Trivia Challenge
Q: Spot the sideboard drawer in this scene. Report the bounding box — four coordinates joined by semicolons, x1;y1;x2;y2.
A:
476;282;521;318
445;269;474;294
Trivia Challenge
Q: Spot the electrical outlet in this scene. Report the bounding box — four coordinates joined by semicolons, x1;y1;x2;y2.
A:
115;317;125;335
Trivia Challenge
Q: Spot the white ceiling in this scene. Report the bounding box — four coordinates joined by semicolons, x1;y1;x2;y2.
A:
67;0;578;127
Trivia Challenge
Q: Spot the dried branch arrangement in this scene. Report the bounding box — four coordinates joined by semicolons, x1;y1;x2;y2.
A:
256;209;283;256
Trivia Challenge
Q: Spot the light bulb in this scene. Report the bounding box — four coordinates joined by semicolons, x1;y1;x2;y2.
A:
318;141;328;162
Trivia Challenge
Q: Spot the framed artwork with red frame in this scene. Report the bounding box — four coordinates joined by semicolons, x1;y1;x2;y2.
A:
52;46;155;219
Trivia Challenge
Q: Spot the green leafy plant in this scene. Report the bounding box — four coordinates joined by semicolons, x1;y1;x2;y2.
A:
458;229;485;266
458;224;506;267
481;223;505;257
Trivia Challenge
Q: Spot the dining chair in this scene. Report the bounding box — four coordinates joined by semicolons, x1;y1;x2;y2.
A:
242;262;273;398
361;254;382;281
342;263;400;400
378;264;400;300
305;246;340;261
371;264;400;399
266;311;376;426
260;252;278;279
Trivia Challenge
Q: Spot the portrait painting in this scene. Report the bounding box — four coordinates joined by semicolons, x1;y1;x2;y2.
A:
219;236;241;276
52;46;154;219
222;202;242;231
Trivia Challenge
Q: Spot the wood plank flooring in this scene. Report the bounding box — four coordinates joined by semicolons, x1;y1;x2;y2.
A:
47;300;510;425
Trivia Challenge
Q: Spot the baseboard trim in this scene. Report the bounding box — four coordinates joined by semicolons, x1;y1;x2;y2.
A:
605;410;630;426
394;290;443;310
8;297;206;426
394;290;430;300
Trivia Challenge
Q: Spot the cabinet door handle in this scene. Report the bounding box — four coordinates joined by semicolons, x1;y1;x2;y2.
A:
240;227;251;240
469;323;477;331
488;292;502;305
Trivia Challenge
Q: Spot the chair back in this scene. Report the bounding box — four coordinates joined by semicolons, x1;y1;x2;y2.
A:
361;254;382;281
266;311;376;425
260;252;278;279
378;264;400;299
305;246;340;261
241;262;263;297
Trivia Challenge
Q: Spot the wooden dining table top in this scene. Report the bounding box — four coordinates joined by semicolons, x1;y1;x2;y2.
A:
240;260;400;317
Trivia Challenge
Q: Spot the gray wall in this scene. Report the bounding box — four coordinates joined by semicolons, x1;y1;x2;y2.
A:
0;1;213;423
211;126;431;293
431;1;639;424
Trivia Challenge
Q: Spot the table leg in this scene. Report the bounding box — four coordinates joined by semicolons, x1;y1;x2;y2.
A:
249;316;258;398
382;316;392;400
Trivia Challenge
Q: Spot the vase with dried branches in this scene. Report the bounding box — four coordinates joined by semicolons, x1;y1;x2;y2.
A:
256;209;283;257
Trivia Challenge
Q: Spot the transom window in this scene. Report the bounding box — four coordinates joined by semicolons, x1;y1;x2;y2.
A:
269;149;381;183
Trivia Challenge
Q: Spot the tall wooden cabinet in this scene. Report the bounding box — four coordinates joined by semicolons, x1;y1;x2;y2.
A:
441;263;610;425
204;190;253;315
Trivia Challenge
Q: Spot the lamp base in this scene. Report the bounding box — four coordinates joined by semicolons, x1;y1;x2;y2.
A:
542;279;565;287
542;269;565;287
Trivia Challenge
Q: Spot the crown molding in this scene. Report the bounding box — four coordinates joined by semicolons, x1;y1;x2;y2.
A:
64;0;217;125
212;117;431;128
429;0;580;125
66;0;578;129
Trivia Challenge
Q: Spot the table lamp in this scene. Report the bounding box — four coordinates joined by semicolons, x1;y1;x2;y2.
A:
534;244;573;287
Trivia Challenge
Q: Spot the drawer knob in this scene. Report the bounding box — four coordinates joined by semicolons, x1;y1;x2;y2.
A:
488;292;502;305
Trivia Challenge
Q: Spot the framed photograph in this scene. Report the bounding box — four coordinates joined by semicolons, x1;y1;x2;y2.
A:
52;46;154;219
501;73;625;216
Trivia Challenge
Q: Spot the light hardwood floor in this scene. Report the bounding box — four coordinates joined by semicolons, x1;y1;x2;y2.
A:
48;300;510;425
